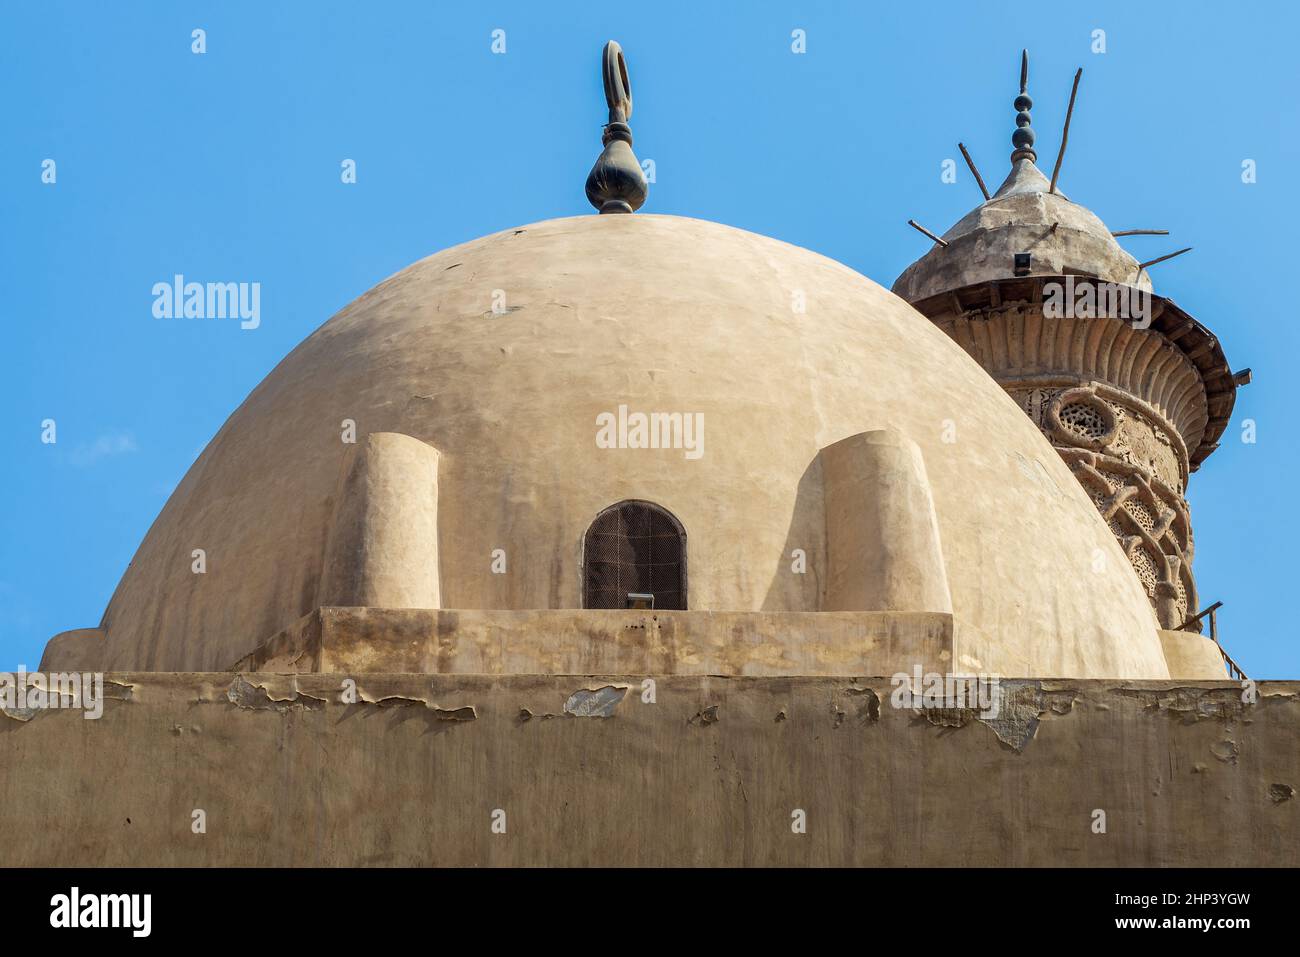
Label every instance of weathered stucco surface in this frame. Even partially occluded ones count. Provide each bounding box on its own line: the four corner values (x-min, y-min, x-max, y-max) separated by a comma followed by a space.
2, 674, 1294, 866
75, 213, 1165, 679
232, 607, 956, 676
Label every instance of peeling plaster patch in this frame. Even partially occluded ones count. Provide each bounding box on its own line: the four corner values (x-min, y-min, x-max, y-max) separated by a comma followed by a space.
0, 704, 38, 722
225, 676, 326, 712
844, 687, 881, 723
1117, 686, 1250, 723
518, 707, 563, 721
910, 682, 1066, 749
1211, 739, 1239, 764
978, 682, 1077, 751
3, 677, 136, 722
369, 696, 476, 721
343, 685, 477, 720
433, 706, 476, 721
775, 709, 787, 722
922, 708, 969, 730
914, 683, 1045, 748
1040, 690, 1079, 716
563, 686, 627, 718
1269, 784, 1295, 804
978, 712, 1037, 751
831, 686, 880, 729
689, 705, 720, 726
914, 681, 1079, 752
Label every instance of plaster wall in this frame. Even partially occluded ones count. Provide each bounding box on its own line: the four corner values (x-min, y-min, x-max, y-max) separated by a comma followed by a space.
2, 673, 1293, 866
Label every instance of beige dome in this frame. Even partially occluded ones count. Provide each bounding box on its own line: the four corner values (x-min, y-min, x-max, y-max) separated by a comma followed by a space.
78, 214, 1164, 676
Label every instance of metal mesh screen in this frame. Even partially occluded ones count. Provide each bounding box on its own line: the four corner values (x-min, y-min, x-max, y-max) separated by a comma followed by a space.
583, 500, 686, 609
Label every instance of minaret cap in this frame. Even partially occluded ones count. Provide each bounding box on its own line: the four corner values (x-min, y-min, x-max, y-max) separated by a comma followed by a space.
585, 41, 648, 214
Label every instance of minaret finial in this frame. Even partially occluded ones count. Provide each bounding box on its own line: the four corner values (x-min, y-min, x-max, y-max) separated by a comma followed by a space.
585, 41, 648, 214
1011, 49, 1037, 165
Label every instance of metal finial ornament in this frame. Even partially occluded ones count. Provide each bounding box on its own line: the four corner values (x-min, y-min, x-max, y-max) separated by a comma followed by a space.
1011, 49, 1037, 164
585, 41, 648, 214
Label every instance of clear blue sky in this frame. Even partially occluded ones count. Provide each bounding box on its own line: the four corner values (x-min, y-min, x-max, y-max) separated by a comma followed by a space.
2, 1, 1296, 676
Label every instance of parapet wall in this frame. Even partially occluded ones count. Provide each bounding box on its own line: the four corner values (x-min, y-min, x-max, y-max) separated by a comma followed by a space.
1, 673, 1295, 866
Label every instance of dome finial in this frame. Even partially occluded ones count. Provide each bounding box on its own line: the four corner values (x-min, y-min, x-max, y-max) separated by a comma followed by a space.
585, 41, 648, 214
1011, 49, 1037, 165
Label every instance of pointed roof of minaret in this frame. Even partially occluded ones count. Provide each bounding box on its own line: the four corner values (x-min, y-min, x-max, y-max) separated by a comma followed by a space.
991, 157, 1064, 201
892, 51, 1144, 303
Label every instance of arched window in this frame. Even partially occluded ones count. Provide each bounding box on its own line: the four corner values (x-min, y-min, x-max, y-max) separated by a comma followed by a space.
583, 500, 687, 610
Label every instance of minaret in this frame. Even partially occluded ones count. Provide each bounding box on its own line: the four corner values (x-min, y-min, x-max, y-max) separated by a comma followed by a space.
894, 52, 1248, 637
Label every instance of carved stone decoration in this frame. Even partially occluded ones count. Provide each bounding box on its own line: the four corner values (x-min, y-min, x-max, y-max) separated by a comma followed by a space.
1009, 382, 1197, 630
931, 304, 1211, 461
1047, 386, 1117, 452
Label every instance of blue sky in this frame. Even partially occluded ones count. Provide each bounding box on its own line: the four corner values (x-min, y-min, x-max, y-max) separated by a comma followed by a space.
2, 1, 1296, 676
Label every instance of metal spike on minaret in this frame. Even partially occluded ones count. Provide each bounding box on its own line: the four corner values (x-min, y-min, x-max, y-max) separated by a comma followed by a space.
1010, 49, 1037, 164
585, 41, 648, 214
